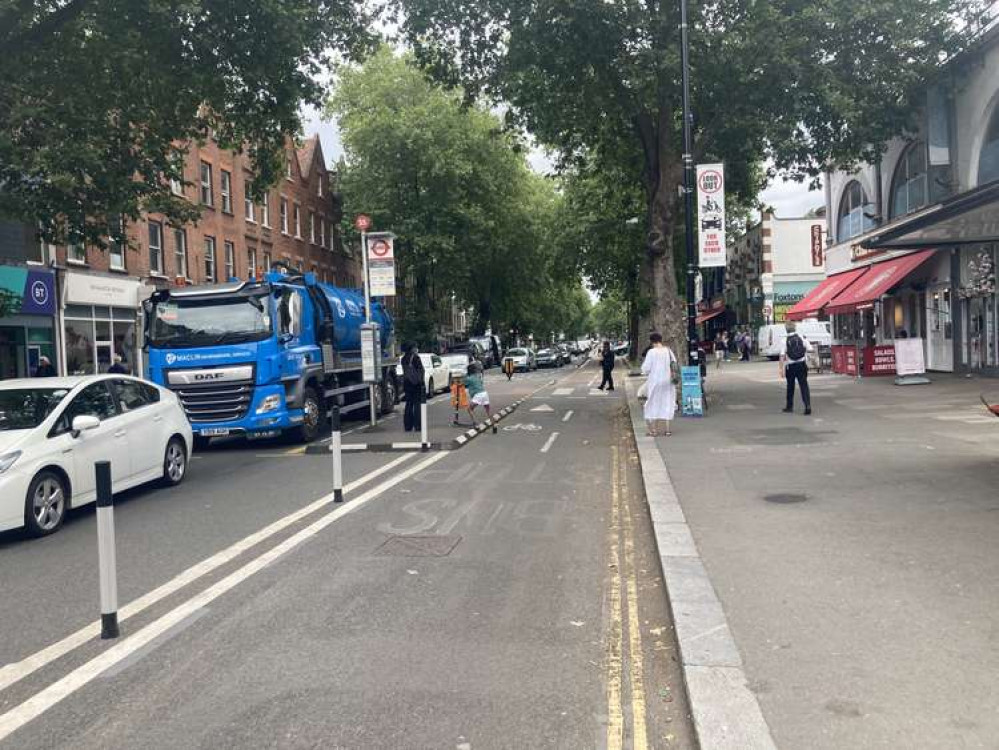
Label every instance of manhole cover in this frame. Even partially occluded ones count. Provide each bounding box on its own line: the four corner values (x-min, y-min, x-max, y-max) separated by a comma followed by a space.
374, 535, 462, 557
763, 493, 808, 504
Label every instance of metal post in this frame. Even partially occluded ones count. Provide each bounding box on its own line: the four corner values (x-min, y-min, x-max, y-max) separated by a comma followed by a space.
330, 405, 344, 503
95, 461, 119, 639
420, 383, 429, 451
680, 0, 698, 367
361, 230, 371, 323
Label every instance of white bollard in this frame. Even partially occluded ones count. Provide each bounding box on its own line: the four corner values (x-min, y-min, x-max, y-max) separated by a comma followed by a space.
420, 384, 429, 451
95, 461, 119, 639
331, 405, 344, 503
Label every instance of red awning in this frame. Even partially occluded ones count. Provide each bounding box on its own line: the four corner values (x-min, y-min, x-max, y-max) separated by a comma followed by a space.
695, 307, 726, 324
825, 250, 936, 315
785, 267, 870, 321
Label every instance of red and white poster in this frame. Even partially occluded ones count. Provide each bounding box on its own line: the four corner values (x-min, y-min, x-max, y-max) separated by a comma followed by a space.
696, 164, 726, 268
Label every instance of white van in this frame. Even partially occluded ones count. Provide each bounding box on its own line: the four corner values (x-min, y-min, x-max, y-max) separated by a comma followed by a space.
758, 321, 831, 359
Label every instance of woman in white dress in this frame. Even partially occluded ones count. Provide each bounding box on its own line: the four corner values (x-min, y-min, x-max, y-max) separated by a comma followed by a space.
641, 332, 678, 436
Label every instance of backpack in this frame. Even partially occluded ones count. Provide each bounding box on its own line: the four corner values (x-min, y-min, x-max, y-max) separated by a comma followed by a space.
785, 333, 806, 361
403, 354, 423, 386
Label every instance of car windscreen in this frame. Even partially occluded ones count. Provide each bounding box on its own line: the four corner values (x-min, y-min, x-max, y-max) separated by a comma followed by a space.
508, 348, 527, 356
0, 388, 70, 431
150, 294, 272, 348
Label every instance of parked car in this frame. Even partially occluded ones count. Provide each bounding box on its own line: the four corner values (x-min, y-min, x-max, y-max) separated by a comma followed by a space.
0, 375, 193, 537
394, 353, 451, 398
468, 336, 501, 368
536, 347, 564, 368
757, 321, 831, 360
441, 352, 476, 382
505, 347, 536, 371
556, 343, 572, 362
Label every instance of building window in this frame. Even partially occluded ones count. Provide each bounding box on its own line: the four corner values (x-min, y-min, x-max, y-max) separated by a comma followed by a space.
978, 108, 999, 186
224, 240, 235, 279
286, 156, 293, 180
280, 198, 289, 233
248, 247, 257, 277
220, 170, 233, 213
204, 236, 216, 282
244, 181, 255, 223
317, 174, 323, 197
67, 241, 86, 264
836, 181, 875, 242
294, 205, 301, 238
890, 142, 928, 218
200, 161, 213, 206
310, 211, 317, 243
174, 229, 188, 279
260, 193, 270, 227
109, 217, 126, 270
149, 221, 163, 274
264, 251, 272, 271
319, 218, 326, 248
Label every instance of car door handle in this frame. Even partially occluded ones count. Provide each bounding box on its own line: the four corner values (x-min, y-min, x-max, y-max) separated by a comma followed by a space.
114, 430, 127, 438
153, 415, 164, 422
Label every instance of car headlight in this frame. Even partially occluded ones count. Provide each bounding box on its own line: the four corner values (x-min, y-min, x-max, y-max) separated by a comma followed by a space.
255, 394, 282, 415
0, 450, 22, 474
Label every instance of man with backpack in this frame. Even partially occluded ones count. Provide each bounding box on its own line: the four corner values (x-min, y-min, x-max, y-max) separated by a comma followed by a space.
401, 342, 426, 432
780, 321, 813, 415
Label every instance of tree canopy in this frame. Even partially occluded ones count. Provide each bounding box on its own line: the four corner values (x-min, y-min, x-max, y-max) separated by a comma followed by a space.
0, 0, 371, 248
393, 0, 989, 349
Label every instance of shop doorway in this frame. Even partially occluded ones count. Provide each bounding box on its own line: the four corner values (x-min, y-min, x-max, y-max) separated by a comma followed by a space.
927, 285, 953, 371
0, 326, 25, 380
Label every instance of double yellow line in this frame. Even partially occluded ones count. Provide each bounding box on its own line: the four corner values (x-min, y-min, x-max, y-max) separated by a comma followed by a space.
607, 441, 649, 750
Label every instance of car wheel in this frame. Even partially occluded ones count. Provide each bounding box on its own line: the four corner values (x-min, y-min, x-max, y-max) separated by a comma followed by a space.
162, 437, 188, 486
428, 377, 435, 396
24, 470, 68, 537
292, 386, 322, 443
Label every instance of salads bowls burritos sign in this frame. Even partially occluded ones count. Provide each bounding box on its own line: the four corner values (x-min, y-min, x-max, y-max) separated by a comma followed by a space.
696, 164, 726, 268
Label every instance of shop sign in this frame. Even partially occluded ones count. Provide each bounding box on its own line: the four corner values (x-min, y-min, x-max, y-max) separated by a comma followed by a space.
696, 164, 726, 268
810, 225, 824, 267
0, 266, 56, 316
832, 344, 859, 375
894, 338, 926, 376
65, 271, 142, 308
850, 244, 886, 263
862, 344, 896, 377
681, 366, 704, 417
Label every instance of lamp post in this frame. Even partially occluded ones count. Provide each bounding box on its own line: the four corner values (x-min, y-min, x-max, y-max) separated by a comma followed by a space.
680, 0, 698, 366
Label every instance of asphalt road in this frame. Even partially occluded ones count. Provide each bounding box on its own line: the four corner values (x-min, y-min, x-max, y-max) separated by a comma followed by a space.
0, 360, 694, 749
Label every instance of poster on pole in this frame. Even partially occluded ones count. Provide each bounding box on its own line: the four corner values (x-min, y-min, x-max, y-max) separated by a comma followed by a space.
696, 164, 726, 268
368, 260, 397, 296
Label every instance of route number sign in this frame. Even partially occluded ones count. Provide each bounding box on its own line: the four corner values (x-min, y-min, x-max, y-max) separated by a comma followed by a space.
354, 214, 372, 232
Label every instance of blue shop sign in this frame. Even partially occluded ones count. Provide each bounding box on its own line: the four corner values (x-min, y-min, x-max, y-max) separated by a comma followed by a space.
0, 265, 56, 316
681, 366, 704, 417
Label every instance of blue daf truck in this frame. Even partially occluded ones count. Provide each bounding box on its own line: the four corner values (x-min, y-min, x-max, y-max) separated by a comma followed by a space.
142, 265, 398, 447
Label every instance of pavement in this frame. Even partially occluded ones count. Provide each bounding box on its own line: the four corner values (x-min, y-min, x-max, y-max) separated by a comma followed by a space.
631, 359, 999, 749
0, 359, 696, 749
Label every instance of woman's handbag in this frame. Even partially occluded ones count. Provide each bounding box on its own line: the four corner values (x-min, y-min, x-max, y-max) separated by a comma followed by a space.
668, 349, 681, 386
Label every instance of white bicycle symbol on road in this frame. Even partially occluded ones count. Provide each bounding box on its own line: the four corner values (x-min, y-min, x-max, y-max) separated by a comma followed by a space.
502, 423, 543, 432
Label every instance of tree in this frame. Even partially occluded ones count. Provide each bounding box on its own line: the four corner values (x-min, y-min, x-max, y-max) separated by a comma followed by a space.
591, 294, 628, 340
0, 0, 371, 248
329, 47, 572, 344
393, 0, 988, 351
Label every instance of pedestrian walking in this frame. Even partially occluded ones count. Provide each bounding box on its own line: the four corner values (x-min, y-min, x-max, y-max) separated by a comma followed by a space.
33, 356, 56, 377
740, 329, 752, 361
107, 355, 129, 374
401, 342, 425, 432
780, 321, 813, 415
598, 341, 616, 391
464, 360, 497, 433
641, 332, 678, 436
714, 331, 727, 369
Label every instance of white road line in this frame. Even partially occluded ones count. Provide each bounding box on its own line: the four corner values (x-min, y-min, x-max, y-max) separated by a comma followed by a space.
0, 453, 416, 695
0, 451, 446, 743
540, 432, 560, 453
562, 410, 574, 423
553, 388, 573, 396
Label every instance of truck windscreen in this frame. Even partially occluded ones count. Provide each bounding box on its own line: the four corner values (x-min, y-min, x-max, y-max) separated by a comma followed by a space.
150, 294, 272, 348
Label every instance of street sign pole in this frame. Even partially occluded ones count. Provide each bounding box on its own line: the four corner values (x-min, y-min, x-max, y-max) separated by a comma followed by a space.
355, 214, 375, 426
680, 0, 698, 367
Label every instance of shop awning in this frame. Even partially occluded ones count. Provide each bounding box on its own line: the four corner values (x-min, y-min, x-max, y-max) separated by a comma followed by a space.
825, 250, 936, 315
695, 307, 726, 324
860, 180, 999, 249
785, 267, 870, 321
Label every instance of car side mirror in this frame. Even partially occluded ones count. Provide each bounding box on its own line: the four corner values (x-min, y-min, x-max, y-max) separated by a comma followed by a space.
71, 415, 100, 438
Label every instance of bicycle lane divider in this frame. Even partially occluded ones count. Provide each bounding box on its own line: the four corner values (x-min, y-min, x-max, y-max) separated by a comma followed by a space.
0, 450, 447, 743
0, 453, 416, 696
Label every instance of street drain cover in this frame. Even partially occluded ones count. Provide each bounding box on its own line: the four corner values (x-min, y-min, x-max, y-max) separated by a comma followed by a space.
764, 493, 808, 504
374, 535, 462, 557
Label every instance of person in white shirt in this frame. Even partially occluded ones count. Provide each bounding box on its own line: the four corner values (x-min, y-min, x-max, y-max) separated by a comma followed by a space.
779, 321, 813, 415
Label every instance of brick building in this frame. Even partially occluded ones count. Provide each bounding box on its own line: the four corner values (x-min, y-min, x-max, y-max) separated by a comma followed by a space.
0, 134, 361, 379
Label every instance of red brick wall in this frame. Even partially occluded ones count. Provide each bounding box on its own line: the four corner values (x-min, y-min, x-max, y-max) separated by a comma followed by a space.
53, 137, 360, 289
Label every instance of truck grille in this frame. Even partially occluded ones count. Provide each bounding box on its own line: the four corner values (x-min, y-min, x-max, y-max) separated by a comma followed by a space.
166, 366, 255, 424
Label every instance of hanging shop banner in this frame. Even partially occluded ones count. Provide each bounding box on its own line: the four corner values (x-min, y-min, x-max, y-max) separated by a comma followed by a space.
368, 260, 397, 297
894, 338, 927, 377
681, 365, 704, 417
0, 265, 56, 316
696, 163, 726, 268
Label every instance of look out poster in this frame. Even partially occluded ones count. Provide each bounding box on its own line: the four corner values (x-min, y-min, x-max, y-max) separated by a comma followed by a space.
696, 164, 726, 268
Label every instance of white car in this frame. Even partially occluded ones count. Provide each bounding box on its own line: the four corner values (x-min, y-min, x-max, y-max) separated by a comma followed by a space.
394, 353, 451, 397
441, 352, 475, 381
0, 375, 193, 537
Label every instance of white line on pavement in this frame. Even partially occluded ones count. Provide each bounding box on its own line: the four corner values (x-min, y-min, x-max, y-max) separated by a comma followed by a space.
0, 453, 416, 696
0, 451, 446, 743
562, 410, 574, 423
553, 388, 573, 396
540, 432, 560, 453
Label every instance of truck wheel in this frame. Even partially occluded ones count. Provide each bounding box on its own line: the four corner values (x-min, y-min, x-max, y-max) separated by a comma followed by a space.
293, 386, 322, 443
379, 378, 397, 415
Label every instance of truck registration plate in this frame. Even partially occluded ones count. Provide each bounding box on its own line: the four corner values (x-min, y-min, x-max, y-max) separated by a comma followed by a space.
199, 428, 230, 437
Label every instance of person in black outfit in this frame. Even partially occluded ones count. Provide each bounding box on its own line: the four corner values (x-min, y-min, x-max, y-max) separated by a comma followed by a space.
107, 355, 129, 374
401, 343, 426, 432
33, 356, 56, 377
598, 341, 616, 391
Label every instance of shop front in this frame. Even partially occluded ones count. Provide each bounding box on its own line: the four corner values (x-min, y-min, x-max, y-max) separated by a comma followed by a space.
0, 264, 57, 380
60, 271, 152, 376
772, 281, 820, 324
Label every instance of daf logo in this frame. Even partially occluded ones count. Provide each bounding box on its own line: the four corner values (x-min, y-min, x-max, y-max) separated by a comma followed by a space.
165, 353, 177, 365
194, 372, 225, 381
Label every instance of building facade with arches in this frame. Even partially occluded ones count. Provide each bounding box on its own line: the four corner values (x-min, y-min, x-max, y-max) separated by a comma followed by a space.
811, 24, 999, 377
